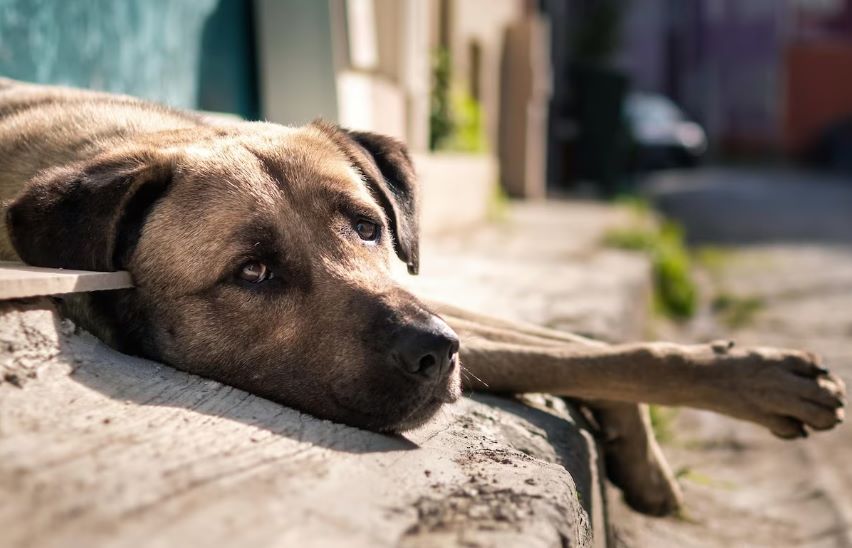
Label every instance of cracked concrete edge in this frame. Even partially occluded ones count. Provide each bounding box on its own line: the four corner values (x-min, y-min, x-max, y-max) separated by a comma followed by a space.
0, 299, 607, 548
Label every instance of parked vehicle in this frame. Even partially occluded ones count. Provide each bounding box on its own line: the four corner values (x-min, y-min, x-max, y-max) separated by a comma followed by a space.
625, 92, 707, 170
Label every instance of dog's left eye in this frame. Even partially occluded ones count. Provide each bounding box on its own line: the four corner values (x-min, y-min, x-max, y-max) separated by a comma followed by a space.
238, 261, 274, 283
354, 219, 380, 242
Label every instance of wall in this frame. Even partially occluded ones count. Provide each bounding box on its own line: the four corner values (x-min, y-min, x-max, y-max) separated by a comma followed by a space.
0, 0, 218, 109
785, 41, 852, 152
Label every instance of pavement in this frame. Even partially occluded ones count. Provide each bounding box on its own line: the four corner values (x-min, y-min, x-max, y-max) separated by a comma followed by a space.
609, 167, 852, 548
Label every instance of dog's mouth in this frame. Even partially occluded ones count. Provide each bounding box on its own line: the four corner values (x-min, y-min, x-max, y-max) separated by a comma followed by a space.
384, 367, 462, 433
327, 360, 462, 433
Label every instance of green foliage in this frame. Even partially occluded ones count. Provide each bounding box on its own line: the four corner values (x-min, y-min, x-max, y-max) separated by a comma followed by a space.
712, 293, 765, 328
444, 89, 488, 153
429, 48, 454, 151
604, 220, 698, 320
486, 183, 510, 223
693, 246, 732, 278
429, 48, 488, 153
648, 405, 678, 444
675, 467, 737, 491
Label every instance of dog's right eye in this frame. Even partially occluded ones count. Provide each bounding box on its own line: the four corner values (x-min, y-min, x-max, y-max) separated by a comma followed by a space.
238, 261, 274, 283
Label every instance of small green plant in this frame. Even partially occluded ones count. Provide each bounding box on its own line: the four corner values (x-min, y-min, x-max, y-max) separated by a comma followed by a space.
429, 48, 454, 151
693, 246, 732, 280
486, 183, 510, 223
604, 220, 697, 320
429, 48, 488, 153
676, 467, 737, 491
648, 405, 678, 444
712, 293, 765, 328
443, 89, 488, 153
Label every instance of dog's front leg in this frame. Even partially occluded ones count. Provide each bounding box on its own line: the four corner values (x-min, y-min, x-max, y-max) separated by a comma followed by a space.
454, 336, 845, 438
433, 302, 845, 515
432, 304, 683, 514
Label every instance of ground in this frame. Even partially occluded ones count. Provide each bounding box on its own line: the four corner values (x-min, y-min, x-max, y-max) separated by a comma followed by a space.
609, 168, 852, 547
411, 167, 852, 546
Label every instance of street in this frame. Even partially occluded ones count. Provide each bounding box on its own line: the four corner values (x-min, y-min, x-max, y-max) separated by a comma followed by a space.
610, 168, 852, 547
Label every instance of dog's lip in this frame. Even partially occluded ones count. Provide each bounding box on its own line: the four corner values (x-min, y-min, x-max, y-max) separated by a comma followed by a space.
433, 379, 461, 403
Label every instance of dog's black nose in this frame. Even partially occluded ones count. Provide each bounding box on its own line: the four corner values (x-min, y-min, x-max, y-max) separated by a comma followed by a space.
395, 316, 459, 379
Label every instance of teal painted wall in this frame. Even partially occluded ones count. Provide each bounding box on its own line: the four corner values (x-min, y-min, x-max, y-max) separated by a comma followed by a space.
0, 0, 259, 118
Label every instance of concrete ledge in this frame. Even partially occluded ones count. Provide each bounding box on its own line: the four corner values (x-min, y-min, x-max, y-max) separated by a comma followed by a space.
0, 299, 604, 547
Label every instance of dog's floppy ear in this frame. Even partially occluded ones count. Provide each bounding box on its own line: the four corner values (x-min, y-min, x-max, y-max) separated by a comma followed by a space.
314, 122, 420, 274
6, 150, 173, 271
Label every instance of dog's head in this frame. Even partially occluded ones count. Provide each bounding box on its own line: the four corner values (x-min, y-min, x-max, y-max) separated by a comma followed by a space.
6, 121, 461, 432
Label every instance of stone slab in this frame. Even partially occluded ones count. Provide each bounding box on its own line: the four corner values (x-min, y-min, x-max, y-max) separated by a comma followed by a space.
0, 300, 603, 548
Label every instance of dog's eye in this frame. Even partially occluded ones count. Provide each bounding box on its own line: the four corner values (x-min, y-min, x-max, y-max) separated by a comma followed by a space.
354, 219, 380, 242
238, 261, 273, 283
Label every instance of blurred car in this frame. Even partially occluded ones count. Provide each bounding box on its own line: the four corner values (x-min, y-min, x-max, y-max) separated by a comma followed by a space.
624, 92, 707, 170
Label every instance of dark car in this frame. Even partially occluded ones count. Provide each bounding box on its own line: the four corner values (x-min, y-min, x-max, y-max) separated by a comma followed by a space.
625, 92, 707, 170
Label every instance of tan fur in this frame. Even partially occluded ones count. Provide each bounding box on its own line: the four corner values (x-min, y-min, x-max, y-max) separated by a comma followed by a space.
0, 79, 845, 517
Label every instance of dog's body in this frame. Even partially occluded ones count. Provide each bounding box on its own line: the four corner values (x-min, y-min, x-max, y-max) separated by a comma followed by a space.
0, 79, 845, 516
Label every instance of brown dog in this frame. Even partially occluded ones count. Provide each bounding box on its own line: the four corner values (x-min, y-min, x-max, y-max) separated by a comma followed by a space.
0, 78, 845, 516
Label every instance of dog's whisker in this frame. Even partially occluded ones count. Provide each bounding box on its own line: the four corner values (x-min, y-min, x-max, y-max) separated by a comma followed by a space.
461, 366, 489, 388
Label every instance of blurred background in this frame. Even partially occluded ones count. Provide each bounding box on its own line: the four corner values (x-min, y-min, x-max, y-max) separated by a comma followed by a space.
3, 0, 851, 199
1, 0, 851, 545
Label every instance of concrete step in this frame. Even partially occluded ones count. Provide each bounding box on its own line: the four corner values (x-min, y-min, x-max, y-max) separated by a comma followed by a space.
0, 299, 603, 548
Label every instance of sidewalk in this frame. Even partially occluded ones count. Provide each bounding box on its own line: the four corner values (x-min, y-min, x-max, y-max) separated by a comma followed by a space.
610, 167, 852, 547
406, 200, 652, 343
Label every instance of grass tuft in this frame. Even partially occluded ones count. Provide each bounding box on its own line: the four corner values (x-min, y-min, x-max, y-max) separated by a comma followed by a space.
604, 220, 698, 320
648, 404, 678, 444
711, 293, 765, 328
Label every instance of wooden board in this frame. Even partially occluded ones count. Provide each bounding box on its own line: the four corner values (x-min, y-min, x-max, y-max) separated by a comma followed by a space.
0, 262, 133, 299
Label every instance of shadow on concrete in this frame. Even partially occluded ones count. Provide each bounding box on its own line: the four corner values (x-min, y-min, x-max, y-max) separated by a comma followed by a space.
47, 305, 419, 455
641, 168, 852, 245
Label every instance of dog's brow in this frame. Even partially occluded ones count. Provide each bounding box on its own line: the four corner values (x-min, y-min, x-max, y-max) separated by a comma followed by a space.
313, 184, 384, 220
243, 145, 288, 191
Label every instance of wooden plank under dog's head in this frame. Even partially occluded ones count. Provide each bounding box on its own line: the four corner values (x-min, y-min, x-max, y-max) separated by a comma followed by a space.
0, 262, 132, 300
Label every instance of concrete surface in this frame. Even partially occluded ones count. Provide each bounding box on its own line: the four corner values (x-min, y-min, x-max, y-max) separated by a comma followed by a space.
404, 200, 652, 343
415, 152, 499, 238
0, 300, 600, 548
0, 200, 652, 547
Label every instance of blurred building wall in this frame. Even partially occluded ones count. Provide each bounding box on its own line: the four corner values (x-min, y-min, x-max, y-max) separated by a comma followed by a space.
613, 0, 852, 157
0, 0, 259, 119
445, 0, 526, 150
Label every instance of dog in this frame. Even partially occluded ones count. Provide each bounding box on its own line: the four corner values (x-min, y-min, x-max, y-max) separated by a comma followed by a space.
0, 78, 845, 516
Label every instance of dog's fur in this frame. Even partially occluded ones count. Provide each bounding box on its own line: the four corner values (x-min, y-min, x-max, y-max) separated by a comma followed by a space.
0, 79, 846, 516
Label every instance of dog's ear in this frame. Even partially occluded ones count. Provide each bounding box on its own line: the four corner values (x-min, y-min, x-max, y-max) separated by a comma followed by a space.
6, 150, 173, 272
314, 122, 420, 274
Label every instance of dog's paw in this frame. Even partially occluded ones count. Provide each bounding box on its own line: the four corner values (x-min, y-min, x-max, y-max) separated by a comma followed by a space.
713, 346, 846, 438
